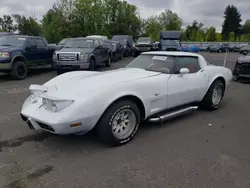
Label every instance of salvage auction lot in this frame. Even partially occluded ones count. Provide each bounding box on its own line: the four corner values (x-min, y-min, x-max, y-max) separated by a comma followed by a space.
1, 52, 250, 188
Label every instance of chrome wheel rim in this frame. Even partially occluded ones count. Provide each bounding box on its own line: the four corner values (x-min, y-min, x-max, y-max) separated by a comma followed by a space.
111, 109, 136, 139
212, 85, 223, 106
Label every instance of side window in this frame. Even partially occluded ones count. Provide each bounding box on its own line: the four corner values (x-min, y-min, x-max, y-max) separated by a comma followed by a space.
98, 40, 103, 46
35, 38, 46, 47
27, 38, 36, 46
173, 57, 200, 74
94, 39, 100, 47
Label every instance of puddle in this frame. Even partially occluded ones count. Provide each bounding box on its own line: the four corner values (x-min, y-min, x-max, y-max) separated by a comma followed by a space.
0, 133, 50, 150
5, 165, 54, 188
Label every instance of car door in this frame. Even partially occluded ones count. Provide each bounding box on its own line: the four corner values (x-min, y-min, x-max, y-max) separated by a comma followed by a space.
98, 39, 107, 62
167, 56, 208, 108
93, 39, 102, 64
24, 37, 38, 67
34, 38, 48, 65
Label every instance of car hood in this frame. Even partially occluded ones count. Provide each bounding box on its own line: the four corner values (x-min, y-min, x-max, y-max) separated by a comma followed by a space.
0, 46, 23, 52
42, 68, 161, 99
58, 48, 93, 53
237, 55, 250, 63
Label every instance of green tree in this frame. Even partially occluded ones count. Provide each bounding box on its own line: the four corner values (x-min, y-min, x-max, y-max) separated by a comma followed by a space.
206, 27, 216, 41
12, 14, 41, 36
145, 16, 163, 41
41, 0, 74, 42
221, 5, 242, 41
242, 19, 250, 34
158, 9, 182, 30
0, 15, 15, 32
185, 20, 204, 41
195, 30, 203, 41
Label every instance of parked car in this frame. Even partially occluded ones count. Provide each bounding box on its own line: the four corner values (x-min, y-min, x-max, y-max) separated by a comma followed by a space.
53, 37, 112, 74
104, 40, 124, 61
228, 43, 237, 52
151, 41, 160, 51
133, 37, 154, 56
56, 38, 72, 50
112, 35, 134, 57
209, 44, 226, 53
232, 43, 248, 52
197, 44, 208, 52
0, 35, 57, 79
0, 32, 16, 37
21, 51, 232, 146
232, 51, 250, 81
239, 45, 250, 54
181, 44, 200, 52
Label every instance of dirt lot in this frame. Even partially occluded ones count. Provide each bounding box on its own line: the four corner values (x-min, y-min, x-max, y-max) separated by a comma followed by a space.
0, 52, 250, 188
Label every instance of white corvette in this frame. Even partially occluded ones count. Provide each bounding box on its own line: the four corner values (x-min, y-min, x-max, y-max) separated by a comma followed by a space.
21, 51, 232, 146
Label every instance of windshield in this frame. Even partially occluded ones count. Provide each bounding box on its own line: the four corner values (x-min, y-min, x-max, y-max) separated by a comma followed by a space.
138, 37, 151, 43
161, 39, 180, 47
59, 38, 70, 45
0, 36, 26, 47
126, 54, 175, 73
112, 36, 127, 44
64, 39, 94, 48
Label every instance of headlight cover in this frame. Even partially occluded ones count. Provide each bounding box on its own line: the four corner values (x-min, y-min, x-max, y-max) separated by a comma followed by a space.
80, 54, 89, 61
42, 98, 74, 112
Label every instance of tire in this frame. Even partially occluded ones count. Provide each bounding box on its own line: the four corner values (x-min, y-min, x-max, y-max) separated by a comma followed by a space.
89, 58, 96, 71
200, 79, 225, 111
57, 70, 64, 75
120, 51, 124, 60
232, 63, 239, 81
11, 61, 28, 80
96, 100, 141, 146
105, 55, 111, 67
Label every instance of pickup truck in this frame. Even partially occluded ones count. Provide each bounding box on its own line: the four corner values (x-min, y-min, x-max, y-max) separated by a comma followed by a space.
53, 37, 112, 74
0, 35, 57, 79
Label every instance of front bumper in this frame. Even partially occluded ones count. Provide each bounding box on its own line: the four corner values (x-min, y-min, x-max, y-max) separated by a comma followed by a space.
0, 59, 12, 71
55, 61, 90, 70
234, 62, 250, 78
20, 98, 97, 135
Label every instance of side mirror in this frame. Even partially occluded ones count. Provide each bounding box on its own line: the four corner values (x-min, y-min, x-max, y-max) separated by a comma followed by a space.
179, 68, 190, 76
243, 51, 248, 55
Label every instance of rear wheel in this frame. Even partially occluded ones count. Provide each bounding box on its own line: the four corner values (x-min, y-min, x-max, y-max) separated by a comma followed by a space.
96, 100, 140, 146
200, 79, 225, 110
11, 61, 28, 80
105, 55, 111, 67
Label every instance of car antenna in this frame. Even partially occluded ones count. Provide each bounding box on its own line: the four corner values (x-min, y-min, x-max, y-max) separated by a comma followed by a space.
223, 48, 228, 67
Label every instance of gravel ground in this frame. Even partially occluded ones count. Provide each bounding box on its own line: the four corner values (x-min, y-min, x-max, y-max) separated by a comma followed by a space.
0, 52, 250, 188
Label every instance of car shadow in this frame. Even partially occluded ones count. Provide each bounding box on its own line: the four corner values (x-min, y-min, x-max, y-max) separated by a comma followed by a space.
0, 67, 54, 82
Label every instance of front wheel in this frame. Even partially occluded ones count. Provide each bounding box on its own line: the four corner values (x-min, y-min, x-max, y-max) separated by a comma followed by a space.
200, 79, 225, 111
96, 100, 141, 146
11, 61, 28, 80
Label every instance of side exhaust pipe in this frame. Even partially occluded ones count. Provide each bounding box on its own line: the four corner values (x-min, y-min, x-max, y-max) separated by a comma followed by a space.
149, 106, 198, 123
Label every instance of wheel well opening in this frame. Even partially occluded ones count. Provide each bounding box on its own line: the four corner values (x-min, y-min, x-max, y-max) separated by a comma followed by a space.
216, 76, 226, 87
112, 95, 146, 120
13, 56, 25, 63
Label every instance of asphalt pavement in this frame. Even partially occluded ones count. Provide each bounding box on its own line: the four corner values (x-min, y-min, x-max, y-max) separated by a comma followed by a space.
1, 52, 250, 188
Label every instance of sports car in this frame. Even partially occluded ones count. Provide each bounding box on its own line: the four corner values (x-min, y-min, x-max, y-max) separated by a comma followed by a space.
20, 51, 233, 146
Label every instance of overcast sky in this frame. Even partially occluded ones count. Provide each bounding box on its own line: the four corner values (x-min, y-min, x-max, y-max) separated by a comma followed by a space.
0, 0, 249, 32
